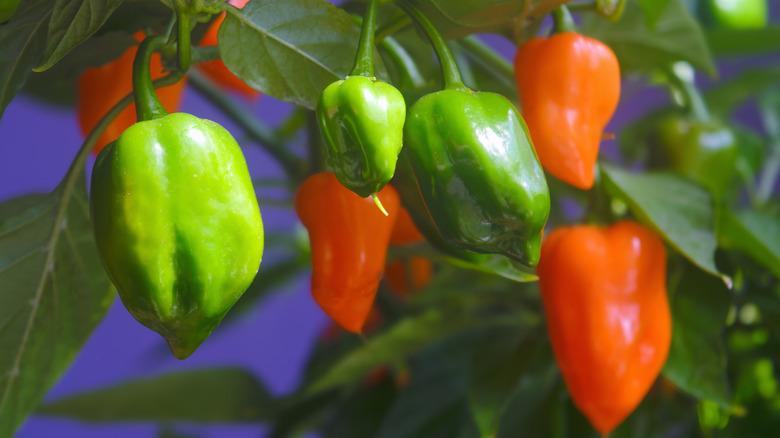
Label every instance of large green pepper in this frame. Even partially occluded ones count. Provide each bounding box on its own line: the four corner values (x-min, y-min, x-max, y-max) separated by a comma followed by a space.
656, 114, 737, 199
399, 0, 549, 267
90, 36, 263, 359
316, 0, 405, 199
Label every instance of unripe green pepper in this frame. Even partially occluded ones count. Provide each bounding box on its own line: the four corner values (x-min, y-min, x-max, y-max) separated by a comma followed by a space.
316, 0, 405, 198
90, 36, 263, 359
398, 0, 549, 267
703, 0, 768, 29
317, 75, 405, 197
656, 114, 738, 198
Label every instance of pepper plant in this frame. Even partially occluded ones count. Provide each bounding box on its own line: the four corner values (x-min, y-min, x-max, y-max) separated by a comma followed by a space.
0, 0, 779, 437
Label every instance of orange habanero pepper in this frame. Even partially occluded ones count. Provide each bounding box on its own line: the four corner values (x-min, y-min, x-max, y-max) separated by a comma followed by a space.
536, 221, 671, 435
197, 0, 259, 98
514, 32, 620, 189
385, 206, 433, 297
295, 172, 400, 333
77, 31, 186, 155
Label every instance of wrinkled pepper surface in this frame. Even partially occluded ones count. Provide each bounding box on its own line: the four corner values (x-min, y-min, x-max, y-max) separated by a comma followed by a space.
399, 0, 549, 267
514, 31, 620, 189
296, 172, 400, 332
198, 0, 259, 98
317, 0, 406, 198
656, 113, 737, 198
536, 221, 672, 435
90, 36, 263, 360
78, 31, 186, 155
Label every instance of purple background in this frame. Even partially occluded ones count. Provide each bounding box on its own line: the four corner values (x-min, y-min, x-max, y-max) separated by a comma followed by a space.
1, 10, 778, 438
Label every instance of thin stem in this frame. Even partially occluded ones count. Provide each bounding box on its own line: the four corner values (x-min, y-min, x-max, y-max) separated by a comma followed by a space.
552, 5, 578, 33
375, 12, 411, 43
188, 70, 304, 178
667, 62, 711, 123
351, 0, 379, 77
173, 0, 192, 72
396, 0, 465, 91
380, 35, 427, 89
756, 139, 780, 204
133, 36, 170, 121
372, 194, 388, 216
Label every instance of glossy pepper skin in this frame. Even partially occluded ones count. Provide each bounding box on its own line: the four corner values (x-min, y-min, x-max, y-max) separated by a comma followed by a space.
514, 32, 620, 189
385, 206, 433, 297
78, 31, 186, 155
656, 114, 738, 198
198, 0, 259, 98
537, 221, 672, 435
705, 0, 767, 29
91, 113, 264, 360
404, 90, 550, 266
296, 172, 400, 332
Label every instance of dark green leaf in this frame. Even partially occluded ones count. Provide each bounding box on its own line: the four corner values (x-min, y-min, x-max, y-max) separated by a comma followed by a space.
321, 378, 397, 438
0, 0, 51, 119
307, 310, 476, 393
0, 174, 114, 438
601, 164, 720, 276
663, 262, 733, 408
704, 66, 780, 117
267, 390, 337, 438
219, 0, 385, 109
719, 209, 780, 278
409, 0, 527, 40
38, 368, 275, 422
372, 330, 483, 438
35, 0, 124, 71
706, 26, 780, 57
583, 0, 716, 75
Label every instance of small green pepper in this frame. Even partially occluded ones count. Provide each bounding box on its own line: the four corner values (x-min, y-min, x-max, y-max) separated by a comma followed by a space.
316, 0, 405, 198
656, 114, 738, 199
399, 0, 549, 267
90, 36, 263, 359
704, 0, 768, 29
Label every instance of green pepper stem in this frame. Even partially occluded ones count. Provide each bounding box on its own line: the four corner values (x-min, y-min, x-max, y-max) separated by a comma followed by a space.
667, 62, 711, 123
458, 36, 515, 88
133, 35, 170, 122
173, 0, 192, 72
552, 5, 578, 33
397, 0, 466, 91
372, 193, 389, 216
350, 0, 379, 77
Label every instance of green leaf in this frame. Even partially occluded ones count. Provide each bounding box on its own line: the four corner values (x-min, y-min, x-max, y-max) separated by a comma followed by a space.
38, 368, 275, 422
704, 66, 780, 117
321, 377, 398, 438
601, 163, 720, 276
583, 0, 716, 76
409, 0, 527, 40
0, 0, 51, 119
663, 263, 733, 409
372, 330, 483, 438
636, 0, 673, 28
706, 26, 780, 57
719, 209, 780, 278
0, 174, 114, 438
34, 0, 124, 71
219, 0, 384, 109
307, 310, 475, 394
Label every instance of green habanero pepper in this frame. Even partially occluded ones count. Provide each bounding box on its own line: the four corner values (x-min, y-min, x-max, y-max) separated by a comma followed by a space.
398, 0, 549, 267
90, 36, 264, 360
702, 0, 768, 29
656, 114, 738, 199
317, 0, 406, 200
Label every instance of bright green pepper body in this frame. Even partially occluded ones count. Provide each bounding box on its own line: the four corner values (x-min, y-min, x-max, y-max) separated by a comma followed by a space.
404, 89, 550, 267
90, 112, 264, 360
317, 75, 406, 197
657, 115, 738, 198
704, 0, 767, 29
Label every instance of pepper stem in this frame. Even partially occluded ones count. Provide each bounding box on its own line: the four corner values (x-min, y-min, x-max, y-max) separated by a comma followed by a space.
552, 5, 578, 34
133, 35, 170, 122
667, 62, 710, 122
350, 0, 379, 77
397, 0, 466, 91
172, 0, 192, 72
372, 193, 389, 216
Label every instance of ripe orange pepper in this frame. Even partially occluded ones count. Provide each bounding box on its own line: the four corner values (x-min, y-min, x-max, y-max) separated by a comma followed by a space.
197, 0, 259, 98
514, 32, 620, 189
77, 31, 186, 155
385, 206, 433, 297
295, 172, 400, 333
536, 221, 671, 435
